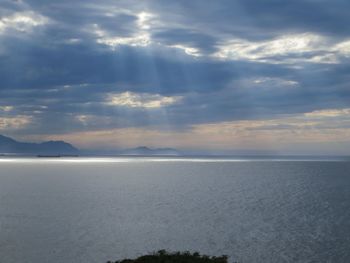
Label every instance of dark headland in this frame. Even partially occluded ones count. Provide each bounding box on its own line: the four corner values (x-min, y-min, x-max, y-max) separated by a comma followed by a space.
0, 134, 78, 156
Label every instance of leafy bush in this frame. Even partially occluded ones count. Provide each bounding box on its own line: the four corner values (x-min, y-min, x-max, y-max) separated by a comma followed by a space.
107, 250, 231, 263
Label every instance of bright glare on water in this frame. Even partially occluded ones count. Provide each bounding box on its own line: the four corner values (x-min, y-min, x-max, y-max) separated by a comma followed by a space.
0, 158, 350, 262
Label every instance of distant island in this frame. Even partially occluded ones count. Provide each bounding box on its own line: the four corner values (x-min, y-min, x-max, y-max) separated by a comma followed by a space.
0, 134, 180, 156
0, 134, 288, 157
120, 146, 179, 156
0, 134, 79, 155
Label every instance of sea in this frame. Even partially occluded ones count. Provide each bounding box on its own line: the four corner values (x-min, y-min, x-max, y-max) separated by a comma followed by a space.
0, 156, 349, 263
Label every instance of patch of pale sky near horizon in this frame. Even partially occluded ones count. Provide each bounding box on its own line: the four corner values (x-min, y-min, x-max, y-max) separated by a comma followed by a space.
17, 108, 350, 154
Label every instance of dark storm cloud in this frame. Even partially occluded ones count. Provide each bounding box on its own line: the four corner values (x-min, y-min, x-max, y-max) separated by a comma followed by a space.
1, 0, 350, 136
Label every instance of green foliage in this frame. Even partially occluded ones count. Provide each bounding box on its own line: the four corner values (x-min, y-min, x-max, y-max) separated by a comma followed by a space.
107, 250, 231, 263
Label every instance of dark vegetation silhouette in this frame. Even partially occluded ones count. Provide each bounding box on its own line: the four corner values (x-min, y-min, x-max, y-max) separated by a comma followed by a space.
107, 250, 233, 263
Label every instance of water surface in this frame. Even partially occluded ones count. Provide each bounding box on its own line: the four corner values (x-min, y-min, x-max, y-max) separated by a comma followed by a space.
0, 157, 349, 262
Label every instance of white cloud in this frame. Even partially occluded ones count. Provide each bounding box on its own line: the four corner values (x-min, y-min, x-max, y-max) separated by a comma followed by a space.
169, 44, 202, 57
0, 11, 48, 34
107, 91, 182, 109
75, 115, 90, 125
75, 114, 115, 126
0, 106, 14, 112
304, 108, 350, 118
91, 12, 202, 57
91, 22, 151, 49
0, 116, 31, 130
334, 40, 350, 58
97, 33, 151, 48
213, 33, 329, 63
251, 77, 298, 87
137, 11, 154, 30
91, 11, 155, 50
212, 32, 350, 64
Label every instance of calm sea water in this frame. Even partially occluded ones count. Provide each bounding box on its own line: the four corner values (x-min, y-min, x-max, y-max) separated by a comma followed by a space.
0, 157, 350, 263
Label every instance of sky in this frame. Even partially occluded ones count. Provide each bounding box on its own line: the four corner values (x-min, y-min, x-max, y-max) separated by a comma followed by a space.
0, 0, 350, 154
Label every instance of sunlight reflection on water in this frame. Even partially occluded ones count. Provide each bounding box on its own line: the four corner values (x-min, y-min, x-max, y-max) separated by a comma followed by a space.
0, 156, 347, 163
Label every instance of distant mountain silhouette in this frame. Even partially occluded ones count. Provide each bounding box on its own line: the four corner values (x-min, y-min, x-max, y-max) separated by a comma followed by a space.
0, 134, 79, 155
121, 146, 179, 156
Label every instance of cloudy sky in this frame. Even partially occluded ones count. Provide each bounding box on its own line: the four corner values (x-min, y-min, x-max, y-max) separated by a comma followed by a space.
1, 0, 350, 154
